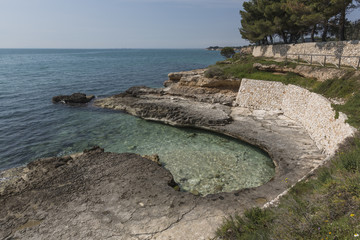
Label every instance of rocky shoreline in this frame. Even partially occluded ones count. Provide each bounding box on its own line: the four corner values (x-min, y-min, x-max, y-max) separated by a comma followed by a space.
1, 68, 353, 239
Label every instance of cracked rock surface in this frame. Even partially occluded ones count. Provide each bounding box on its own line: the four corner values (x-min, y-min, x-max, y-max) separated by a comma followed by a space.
1, 148, 199, 240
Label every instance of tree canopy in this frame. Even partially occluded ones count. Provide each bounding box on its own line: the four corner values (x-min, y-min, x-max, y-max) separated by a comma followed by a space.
240, 0, 360, 44
220, 47, 236, 59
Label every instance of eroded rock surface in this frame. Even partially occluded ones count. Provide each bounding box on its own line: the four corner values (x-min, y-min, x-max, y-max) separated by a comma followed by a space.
164, 69, 240, 106
95, 86, 232, 127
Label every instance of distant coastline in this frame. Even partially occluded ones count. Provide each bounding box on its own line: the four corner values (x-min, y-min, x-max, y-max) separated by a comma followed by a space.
206, 46, 244, 51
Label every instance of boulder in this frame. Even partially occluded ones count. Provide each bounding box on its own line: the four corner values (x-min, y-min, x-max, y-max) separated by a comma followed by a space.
52, 93, 95, 104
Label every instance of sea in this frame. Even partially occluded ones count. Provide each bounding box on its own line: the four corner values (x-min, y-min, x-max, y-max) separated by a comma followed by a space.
0, 49, 274, 195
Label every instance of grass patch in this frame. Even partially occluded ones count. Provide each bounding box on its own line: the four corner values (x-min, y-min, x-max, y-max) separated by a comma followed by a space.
216, 208, 273, 240
333, 93, 360, 128
314, 73, 359, 99
206, 55, 320, 90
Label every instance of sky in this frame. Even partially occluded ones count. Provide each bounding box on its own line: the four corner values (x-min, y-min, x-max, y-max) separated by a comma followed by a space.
0, 0, 247, 48
0, 0, 359, 49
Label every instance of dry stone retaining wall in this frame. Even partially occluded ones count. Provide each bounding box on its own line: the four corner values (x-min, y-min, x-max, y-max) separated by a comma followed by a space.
236, 78, 356, 155
252, 41, 360, 68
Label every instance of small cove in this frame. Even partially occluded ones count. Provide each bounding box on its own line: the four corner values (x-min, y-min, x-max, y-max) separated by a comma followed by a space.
0, 49, 275, 196
34, 105, 275, 196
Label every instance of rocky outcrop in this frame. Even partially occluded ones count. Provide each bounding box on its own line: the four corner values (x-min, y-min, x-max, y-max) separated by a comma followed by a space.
239, 46, 254, 55
95, 86, 232, 127
253, 63, 349, 82
164, 69, 240, 106
52, 93, 95, 104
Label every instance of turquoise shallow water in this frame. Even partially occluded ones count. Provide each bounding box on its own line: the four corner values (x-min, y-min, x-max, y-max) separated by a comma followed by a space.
0, 49, 274, 195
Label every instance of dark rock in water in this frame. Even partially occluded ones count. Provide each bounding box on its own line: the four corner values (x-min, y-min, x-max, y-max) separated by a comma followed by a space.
142, 154, 161, 166
83, 146, 104, 154
187, 133, 197, 138
52, 93, 95, 104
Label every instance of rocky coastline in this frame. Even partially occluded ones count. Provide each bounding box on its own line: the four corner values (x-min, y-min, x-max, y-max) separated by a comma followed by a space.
1, 68, 355, 239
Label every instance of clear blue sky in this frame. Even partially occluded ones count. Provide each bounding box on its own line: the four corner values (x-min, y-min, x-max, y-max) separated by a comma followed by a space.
0, 0, 359, 49
0, 0, 247, 48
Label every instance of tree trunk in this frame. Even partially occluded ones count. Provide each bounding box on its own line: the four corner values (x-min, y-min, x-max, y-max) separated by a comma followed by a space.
282, 32, 288, 44
290, 34, 295, 44
322, 20, 329, 42
269, 35, 273, 44
339, 6, 346, 40
311, 25, 317, 42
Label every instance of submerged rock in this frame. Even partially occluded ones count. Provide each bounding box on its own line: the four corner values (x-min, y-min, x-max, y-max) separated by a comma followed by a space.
142, 154, 161, 166
52, 93, 95, 104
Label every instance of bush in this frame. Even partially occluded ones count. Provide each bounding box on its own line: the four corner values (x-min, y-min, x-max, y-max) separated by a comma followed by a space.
204, 66, 225, 78
339, 148, 360, 173
221, 47, 236, 59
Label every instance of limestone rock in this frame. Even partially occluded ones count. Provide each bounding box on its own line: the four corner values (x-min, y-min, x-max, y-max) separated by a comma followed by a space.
164, 69, 240, 106
94, 87, 232, 127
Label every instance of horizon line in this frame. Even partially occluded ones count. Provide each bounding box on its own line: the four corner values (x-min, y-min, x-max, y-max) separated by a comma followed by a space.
0, 47, 213, 50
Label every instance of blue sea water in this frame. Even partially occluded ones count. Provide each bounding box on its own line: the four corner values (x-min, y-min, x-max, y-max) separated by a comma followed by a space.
0, 49, 274, 195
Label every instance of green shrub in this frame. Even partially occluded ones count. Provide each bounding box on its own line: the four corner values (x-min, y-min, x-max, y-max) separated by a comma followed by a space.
204, 66, 226, 78
244, 207, 272, 227
339, 149, 360, 173
317, 168, 333, 184
221, 47, 236, 59
216, 208, 273, 240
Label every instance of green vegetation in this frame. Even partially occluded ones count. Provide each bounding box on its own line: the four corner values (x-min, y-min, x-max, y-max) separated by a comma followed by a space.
205, 55, 320, 89
220, 47, 236, 59
346, 20, 360, 40
240, 0, 360, 44
214, 56, 360, 239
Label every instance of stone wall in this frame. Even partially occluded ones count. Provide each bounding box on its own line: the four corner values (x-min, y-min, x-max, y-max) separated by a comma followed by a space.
235, 79, 356, 155
252, 41, 360, 68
